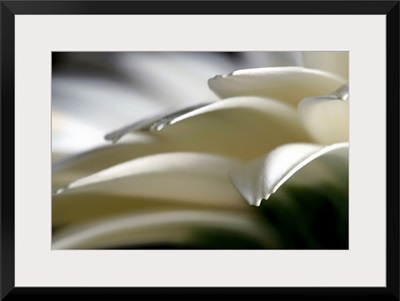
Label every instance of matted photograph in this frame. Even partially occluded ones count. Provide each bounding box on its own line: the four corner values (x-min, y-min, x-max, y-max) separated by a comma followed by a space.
4, 1, 398, 299
51, 51, 349, 250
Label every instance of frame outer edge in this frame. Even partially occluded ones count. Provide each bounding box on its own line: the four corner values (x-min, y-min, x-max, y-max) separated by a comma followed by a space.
1, 1, 16, 300
386, 2, 400, 299
1, 1, 399, 300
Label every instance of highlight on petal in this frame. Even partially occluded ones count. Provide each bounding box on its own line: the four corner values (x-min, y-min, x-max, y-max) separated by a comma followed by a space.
58, 152, 240, 191
105, 102, 213, 143
52, 139, 175, 189
208, 67, 346, 106
52, 210, 278, 249
53, 152, 249, 227
302, 51, 349, 80
229, 142, 349, 206
105, 96, 313, 161
298, 83, 349, 145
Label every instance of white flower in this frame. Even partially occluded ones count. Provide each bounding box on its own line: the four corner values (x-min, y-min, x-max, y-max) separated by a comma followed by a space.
52, 52, 349, 249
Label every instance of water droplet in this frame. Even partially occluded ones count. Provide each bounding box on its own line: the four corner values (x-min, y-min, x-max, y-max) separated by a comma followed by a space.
54, 187, 65, 195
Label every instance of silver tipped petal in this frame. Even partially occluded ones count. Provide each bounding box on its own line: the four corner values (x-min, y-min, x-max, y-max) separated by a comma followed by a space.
300, 82, 348, 103
104, 102, 213, 143
208, 67, 346, 106
229, 142, 349, 206
52, 152, 251, 228
105, 96, 312, 151
332, 82, 349, 101
298, 83, 349, 144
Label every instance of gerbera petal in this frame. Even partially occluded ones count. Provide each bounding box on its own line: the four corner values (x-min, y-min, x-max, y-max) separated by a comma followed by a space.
58, 152, 240, 191
229, 142, 348, 206
105, 96, 313, 159
55, 96, 312, 187
53, 153, 249, 227
52, 210, 277, 249
52, 139, 174, 189
104, 102, 213, 142
298, 83, 349, 144
302, 51, 349, 80
208, 67, 345, 106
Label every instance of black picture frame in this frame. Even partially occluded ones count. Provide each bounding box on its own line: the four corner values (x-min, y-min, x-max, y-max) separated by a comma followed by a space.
1, 1, 399, 300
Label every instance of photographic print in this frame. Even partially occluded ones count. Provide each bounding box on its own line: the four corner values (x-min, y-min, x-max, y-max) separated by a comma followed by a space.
51, 51, 349, 250
3, 1, 397, 299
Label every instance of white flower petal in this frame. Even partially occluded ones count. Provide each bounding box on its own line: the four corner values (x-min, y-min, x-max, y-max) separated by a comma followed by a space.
54, 95, 312, 187
105, 96, 313, 159
60, 152, 240, 191
52, 210, 276, 249
208, 67, 345, 106
52, 140, 175, 189
298, 84, 349, 144
53, 153, 249, 227
302, 52, 349, 80
229, 142, 349, 206
104, 102, 213, 142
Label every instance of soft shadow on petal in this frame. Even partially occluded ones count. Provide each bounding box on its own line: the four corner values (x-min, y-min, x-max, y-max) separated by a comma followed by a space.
229, 142, 349, 206
58, 152, 241, 191
105, 96, 313, 159
52, 140, 176, 189
256, 146, 349, 249
302, 52, 349, 80
298, 84, 349, 145
208, 67, 345, 106
53, 153, 249, 228
54, 95, 312, 189
105, 96, 305, 141
52, 210, 278, 249
104, 102, 213, 142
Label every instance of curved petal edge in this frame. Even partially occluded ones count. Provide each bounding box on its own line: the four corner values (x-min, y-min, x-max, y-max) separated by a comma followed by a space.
208, 67, 346, 106
229, 142, 349, 206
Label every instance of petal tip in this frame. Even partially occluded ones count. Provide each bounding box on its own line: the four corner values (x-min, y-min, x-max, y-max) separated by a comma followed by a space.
251, 198, 265, 207
104, 132, 121, 144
